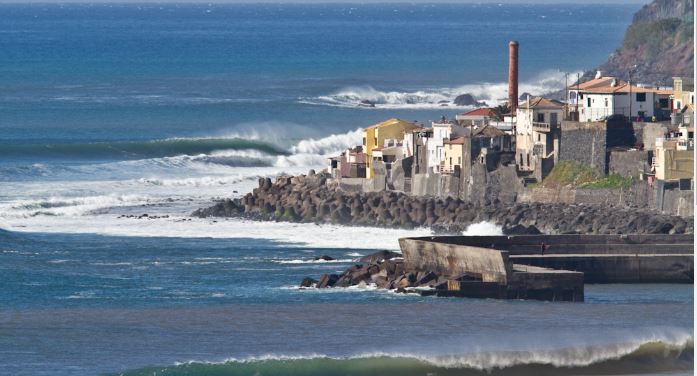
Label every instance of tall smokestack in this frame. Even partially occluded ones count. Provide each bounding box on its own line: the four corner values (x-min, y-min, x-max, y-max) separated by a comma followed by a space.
508, 40, 519, 114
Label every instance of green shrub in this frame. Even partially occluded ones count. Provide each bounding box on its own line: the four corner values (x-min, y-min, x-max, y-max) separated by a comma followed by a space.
539, 161, 636, 189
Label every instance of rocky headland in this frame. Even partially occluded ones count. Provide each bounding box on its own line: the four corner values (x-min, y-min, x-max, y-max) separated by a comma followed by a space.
192, 172, 693, 235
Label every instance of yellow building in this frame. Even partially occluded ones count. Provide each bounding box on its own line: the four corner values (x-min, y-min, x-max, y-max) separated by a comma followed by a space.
441, 137, 466, 174
362, 118, 419, 178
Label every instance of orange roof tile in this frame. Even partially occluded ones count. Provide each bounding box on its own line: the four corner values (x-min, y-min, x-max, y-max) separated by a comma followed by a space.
569, 76, 627, 91
459, 107, 497, 117
518, 96, 564, 109
444, 136, 466, 145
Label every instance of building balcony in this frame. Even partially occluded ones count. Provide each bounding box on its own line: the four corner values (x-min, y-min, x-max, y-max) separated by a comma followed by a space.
532, 122, 551, 132
436, 165, 458, 174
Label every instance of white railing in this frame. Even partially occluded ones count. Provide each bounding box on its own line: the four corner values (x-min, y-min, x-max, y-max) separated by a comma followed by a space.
437, 165, 456, 174
532, 122, 550, 132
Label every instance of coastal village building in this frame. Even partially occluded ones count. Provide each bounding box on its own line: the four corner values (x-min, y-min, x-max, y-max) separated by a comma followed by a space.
568, 73, 673, 122
455, 107, 500, 127
515, 96, 563, 175
670, 77, 694, 126
427, 117, 468, 174
371, 139, 405, 180
328, 147, 367, 179
441, 136, 466, 175
653, 124, 694, 182
472, 123, 513, 170
362, 118, 419, 178
671, 77, 694, 112
406, 127, 433, 175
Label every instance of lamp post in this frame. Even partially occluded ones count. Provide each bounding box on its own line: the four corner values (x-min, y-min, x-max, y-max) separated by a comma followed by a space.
628, 65, 637, 122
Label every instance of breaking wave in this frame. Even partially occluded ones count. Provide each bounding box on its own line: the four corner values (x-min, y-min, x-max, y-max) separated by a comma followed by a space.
300, 70, 578, 109
0, 194, 154, 218
115, 337, 693, 376
0, 137, 289, 160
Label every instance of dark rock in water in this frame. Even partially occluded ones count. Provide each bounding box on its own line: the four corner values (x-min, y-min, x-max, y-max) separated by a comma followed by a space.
359, 250, 401, 264
504, 224, 542, 235
359, 100, 376, 107
313, 255, 335, 261
437, 100, 449, 104
299, 277, 318, 288
453, 93, 485, 106
316, 273, 339, 288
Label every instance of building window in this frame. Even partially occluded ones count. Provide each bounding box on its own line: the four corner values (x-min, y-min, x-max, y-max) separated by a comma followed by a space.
374, 137, 377, 146
659, 98, 669, 108
527, 154, 530, 166
636, 93, 646, 102
449, 157, 452, 165
363, 137, 366, 146
537, 134, 541, 142
604, 98, 608, 107
458, 156, 461, 165
536, 113, 545, 122
587, 98, 591, 107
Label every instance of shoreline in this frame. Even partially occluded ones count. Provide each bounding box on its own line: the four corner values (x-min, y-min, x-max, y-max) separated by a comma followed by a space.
192, 172, 694, 236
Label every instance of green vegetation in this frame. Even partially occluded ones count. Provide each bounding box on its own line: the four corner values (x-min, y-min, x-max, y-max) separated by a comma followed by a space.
538, 161, 636, 189
581, 174, 636, 189
623, 18, 689, 59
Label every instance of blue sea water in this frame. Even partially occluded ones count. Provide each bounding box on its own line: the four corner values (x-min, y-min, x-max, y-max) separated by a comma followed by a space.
0, 3, 693, 375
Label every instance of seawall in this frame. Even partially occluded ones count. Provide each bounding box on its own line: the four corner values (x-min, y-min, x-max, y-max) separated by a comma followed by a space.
399, 234, 693, 283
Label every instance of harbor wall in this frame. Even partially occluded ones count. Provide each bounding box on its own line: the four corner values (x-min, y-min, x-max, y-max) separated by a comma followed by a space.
399, 234, 694, 283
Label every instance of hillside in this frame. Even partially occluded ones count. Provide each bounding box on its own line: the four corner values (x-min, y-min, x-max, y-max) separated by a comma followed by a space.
584, 0, 693, 86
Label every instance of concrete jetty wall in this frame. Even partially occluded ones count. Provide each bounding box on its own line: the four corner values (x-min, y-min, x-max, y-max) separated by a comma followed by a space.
398, 238, 510, 283
399, 234, 693, 283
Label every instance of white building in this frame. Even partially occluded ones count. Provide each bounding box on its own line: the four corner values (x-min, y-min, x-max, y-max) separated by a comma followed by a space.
568, 74, 672, 122
515, 96, 563, 172
427, 118, 468, 174
455, 107, 499, 127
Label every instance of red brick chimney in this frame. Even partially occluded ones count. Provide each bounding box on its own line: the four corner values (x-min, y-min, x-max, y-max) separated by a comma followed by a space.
508, 40, 519, 114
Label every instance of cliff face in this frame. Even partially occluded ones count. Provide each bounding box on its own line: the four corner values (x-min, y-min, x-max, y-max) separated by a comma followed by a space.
586, 0, 693, 86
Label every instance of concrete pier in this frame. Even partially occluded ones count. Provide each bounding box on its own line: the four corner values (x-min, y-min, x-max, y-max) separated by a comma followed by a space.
399, 234, 694, 284
398, 237, 585, 302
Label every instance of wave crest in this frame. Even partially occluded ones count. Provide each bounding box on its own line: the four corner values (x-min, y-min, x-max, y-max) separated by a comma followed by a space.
116, 337, 693, 376
300, 70, 578, 109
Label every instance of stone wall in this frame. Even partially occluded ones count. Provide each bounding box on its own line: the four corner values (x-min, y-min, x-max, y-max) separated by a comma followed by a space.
640, 122, 669, 150
608, 150, 651, 177
388, 157, 412, 192
518, 181, 653, 209
661, 188, 694, 217
464, 164, 522, 206
559, 121, 607, 175
411, 173, 461, 198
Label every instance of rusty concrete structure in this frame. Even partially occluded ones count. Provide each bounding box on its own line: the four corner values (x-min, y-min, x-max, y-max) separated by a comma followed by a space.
508, 40, 519, 113
399, 234, 694, 285
399, 236, 585, 302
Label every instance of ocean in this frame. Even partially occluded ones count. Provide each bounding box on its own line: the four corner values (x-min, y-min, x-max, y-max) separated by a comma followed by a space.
0, 2, 692, 375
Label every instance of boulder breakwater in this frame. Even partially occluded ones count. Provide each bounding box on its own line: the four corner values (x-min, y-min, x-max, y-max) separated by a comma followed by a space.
192, 172, 693, 235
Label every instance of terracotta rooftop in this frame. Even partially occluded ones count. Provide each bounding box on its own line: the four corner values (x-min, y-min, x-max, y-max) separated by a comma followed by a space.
584, 83, 661, 94
472, 123, 506, 138
459, 107, 498, 117
569, 76, 627, 91
518, 96, 564, 109
444, 136, 466, 145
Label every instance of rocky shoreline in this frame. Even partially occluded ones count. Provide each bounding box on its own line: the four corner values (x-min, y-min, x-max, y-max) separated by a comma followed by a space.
192, 172, 693, 235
